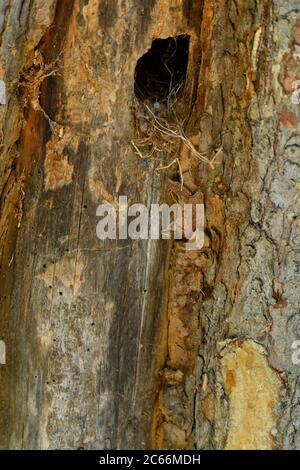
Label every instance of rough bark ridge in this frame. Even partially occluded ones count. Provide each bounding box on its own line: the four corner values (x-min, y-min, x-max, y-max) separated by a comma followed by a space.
0, 0, 300, 450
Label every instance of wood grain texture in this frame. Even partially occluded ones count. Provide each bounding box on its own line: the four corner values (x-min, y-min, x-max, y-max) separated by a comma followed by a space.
0, 0, 300, 450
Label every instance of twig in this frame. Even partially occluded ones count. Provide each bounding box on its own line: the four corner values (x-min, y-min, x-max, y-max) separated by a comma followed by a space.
132, 84, 223, 181
131, 140, 155, 159
157, 157, 183, 189
209, 146, 223, 167
142, 103, 212, 166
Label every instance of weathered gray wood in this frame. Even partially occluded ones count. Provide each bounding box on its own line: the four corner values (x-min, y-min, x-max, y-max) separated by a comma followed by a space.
0, 0, 300, 451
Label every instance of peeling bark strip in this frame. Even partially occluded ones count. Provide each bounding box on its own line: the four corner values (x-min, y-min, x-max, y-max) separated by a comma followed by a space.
0, 0, 299, 451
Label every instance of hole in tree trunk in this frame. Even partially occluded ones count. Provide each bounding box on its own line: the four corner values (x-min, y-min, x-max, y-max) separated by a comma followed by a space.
134, 35, 190, 103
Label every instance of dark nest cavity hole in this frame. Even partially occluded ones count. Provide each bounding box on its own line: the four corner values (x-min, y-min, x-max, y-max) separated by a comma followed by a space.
134, 35, 190, 104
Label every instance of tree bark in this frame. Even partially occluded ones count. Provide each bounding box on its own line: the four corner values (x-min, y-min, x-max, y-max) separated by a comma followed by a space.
0, 0, 300, 450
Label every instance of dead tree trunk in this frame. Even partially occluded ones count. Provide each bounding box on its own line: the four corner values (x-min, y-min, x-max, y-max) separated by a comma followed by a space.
0, 0, 300, 450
